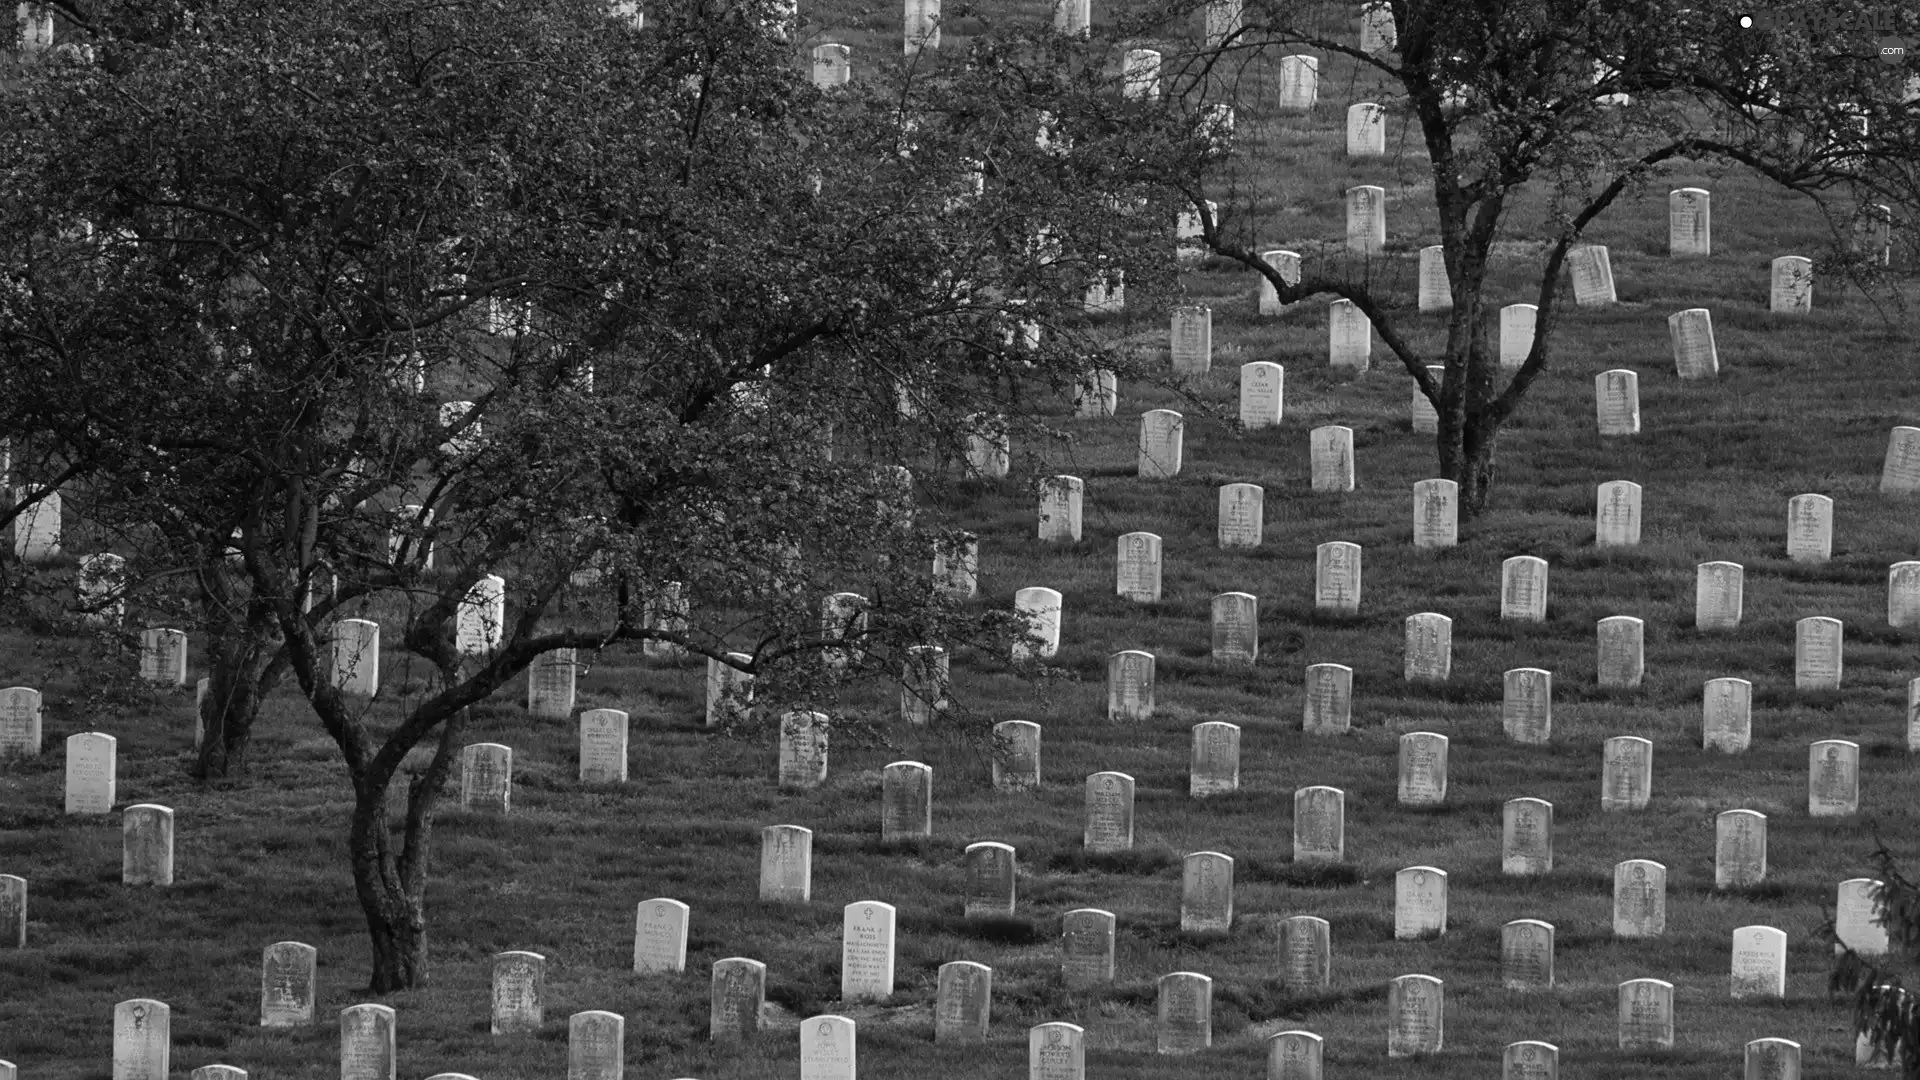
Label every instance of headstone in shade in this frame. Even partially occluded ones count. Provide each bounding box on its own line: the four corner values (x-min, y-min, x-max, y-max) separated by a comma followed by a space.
1169, 306, 1213, 375
1501, 919, 1554, 990
1613, 859, 1667, 937
933, 534, 979, 599
1394, 866, 1448, 938
1189, 722, 1241, 796
1837, 879, 1890, 956
1412, 478, 1457, 548
1668, 307, 1718, 380
1346, 185, 1385, 254
1730, 924, 1788, 999
1210, 592, 1258, 664
1695, 562, 1744, 630
491, 950, 546, 1034
1060, 909, 1116, 988
1268, 1030, 1324, 1080
1029, 1022, 1085, 1080
1072, 370, 1117, 418
759, 824, 813, 903
1882, 427, 1920, 493
1596, 616, 1644, 688
114, 998, 170, 1080
1293, 786, 1345, 862
1417, 246, 1451, 312
1809, 739, 1860, 816
1180, 851, 1234, 932
1715, 809, 1767, 888
1121, 47, 1161, 100
1315, 541, 1361, 614
1771, 256, 1813, 313
1346, 101, 1385, 156
11, 489, 60, 562
1396, 732, 1448, 806
1083, 772, 1134, 852
1217, 483, 1264, 548
1746, 1038, 1802, 1080
1786, 493, 1833, 562
900, 645, 950, 725
1138, 410, 1184, 478
457, 574, 508, 656
820, 592, 869, 672
0, 686, 40, 759
339, 1003, 395, 1080
1328, 301, 1371, 371
841, 901, 898, 1002
578, 708, 629, 783
569, 1011, 624, 1080
1012, 586, 1062, 662
122, 804, 175, 886
1594, 480, 1641, 546
1387, 974, 1444, 1056
1617, 979, 1673, 1050
1502, 668, 1552, 744
189, 1066, 244, 1080
706, 652, 755, 726
139, 628, 188, 686
460, 742, 512, 812
1568, 244, 1616, 305
1278, 914, 1331, 992
1403, 612, 1451, 682
1498, 304, 1537, 369
992, 720, 1041, 791
1502, 798, 1552, 876
778, 710, 829, 790
1303, 664, 1352, 735
881, 761, 932, 842
1795, 617, 1843, 690
964, 842, 1017, 917
526, 648, 575, 719
0, 875, 24, 949
1890, 562, 1920, 628
1276, 53, 1318, 111
1601, 736, 1652, 811
1156, 971, 1212, 1054
65, 731, 116, 814
1702, 678, 1752, 753
634, 898, 691, 974
260, 941, 316, 1027
1116, 531, 1163, 602
1310, 426, 1355, 491
1668, 187, 1711, 255
1501, 555, 1548, 621
811, 44, 851, 88
1504, 1041, 1558, 1080
1257, 249, 1302, 316
799, 1014, 856, 1080
710, 957, 767, 1042
1595, 369, 1640, 435
1239, 362, 1284, 429
935, 960, 991, 1044
332, 619, 380, 699
1035, 477, 1084, 544
1409, 366, 1444, 434
1107, 650, 1154, 723
1359, 3, 1395, 51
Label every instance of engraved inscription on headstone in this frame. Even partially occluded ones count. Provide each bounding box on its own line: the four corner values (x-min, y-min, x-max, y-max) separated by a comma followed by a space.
1397, 732, 1448, 806
1116, 532, 1163, 602
1347, 102, 1385, 156
1730, 925, 1788, 999
1617, 979, 1673, 1050
1217, 483, 1264, 548
1501, 556, 1547, 621
1404, 612, 1452, 682
1311, 425, 1356, 491
634, 898, 691, 974
1786, 493, 1833, 561
1107, 651, 1154, 723
1083, 773, 1135, 853
710, 957, 767, 1042
1771, 255, 1813, 313
1614, 859, 1667, 937
1060, 909, 1116, 989
114, 998, 171, 1080
1795, 617, 1843, 690
1702, 678, 1752, 753
935, 961, 991, 1045
1328, 301, 1371, 371
1881, 427, 1920, 494
1809, 739, 1860, 817
1601, 735, 1651, 811
1394, 867, 1448, 939
992, 720, 1041, 791
1279, 915, 1331, 991
1303, 664, 1352, 735
1595, 480, 1642, 546
841, 901, 898, 1002
1387, 974, 1443, 1057
759, 824, 813, 903
1138, 410, 1184, 478
1315, 541, 1361, 614
1501, 919, 1555, 990
1210, 592, 1258, 664
1503, 798, 1553, 876
1503, 668, 1552, 744
1695, 562, 1744, 630
1189, 722, 1241, 797
1293, 786, 1345, 862
1412, 478, 1457, 548
881, 761, 932, 842
1180, 851, 1234, 933
964, 842, 1017, 918
1568, 245, 1616, 305
1668, 308, 1718, 380
1595, 369, 1640, 436
1239, 362, 1284, 429
1597, 616, 1644, 688
1715, 809, 1767, 888
1346, 185, 1385, 254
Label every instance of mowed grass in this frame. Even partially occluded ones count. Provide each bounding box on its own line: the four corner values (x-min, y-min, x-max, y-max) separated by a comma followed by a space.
4, 6, 1920, 1080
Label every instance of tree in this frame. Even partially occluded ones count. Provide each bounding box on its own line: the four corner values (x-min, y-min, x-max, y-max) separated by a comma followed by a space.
1085, 0, 1920, 517
1833, 839, 1920, 1076
1, 0, 1186, 989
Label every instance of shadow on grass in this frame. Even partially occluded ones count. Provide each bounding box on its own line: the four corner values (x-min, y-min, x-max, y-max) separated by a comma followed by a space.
1239, 858, 1364, 887
1045, 847, 1180, 875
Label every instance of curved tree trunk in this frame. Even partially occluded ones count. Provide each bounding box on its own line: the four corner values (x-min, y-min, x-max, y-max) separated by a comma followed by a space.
352, 703, 467, 993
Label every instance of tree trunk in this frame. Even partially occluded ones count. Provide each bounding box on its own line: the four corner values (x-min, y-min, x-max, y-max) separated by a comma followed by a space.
1441, 414, 1500, 520
349, 707, 464, 993
195, 561, 286, 781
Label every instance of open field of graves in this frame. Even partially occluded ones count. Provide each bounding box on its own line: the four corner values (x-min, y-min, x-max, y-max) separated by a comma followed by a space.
4, 3, 1920, 1080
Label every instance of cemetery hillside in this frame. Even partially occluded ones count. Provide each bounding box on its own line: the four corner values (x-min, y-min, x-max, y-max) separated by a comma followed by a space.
3, 0, 1920, 1078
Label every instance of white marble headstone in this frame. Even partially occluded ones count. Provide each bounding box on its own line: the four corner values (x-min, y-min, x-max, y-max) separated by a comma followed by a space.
1293, 786, 1345, 862
759, 824, 813, 903
1499, 304, 1537, 370
1502, 798, 1553, 876
1770, 255, 1813, 313
1418, 246, 1451, 312
1617, 979, 1673, 1050
1180, 851, 1234, 932
1394, 867, 1448, 938
1809, 739, 1860, 816
1596, 616, 1644, 688
1138, 410, 1184, 478
1061, 909, 1116, 988
1387, 974, 1443, 1056
1695, 562, 1744, 630
1794, 616, 1843, 690
1600, 735, 1651, 810
1083, 773, 1134, 853
1217, 483, 1263, 548
1189, 722, 1241, 796
1346, 102, 1385, 156
1328, 300, 1371, 370
1412, 478, 1457, 548
1613, 859, 1667, 937
841, 902, 897, 1001
1702, 678, 1752, 753
1730, 925, 1787, 999
1403, 612, 1452, 681
1315, 541, 1361, 613
1668, 308, 1719, 380
1037, 477, 1084, 543
1594, 480, 1642, 546
1303, 664, 1352, 735
1258, 250, 1301, 315
1882, 427, 1920, 493
1715, 809, 1767, 888
1311, 426, 1355, 491
1116, 532, 1163, 602
1595, 369, 1640, 435
1501, 556, 1548, 621
1346, 185, 1385, 254
1568, 245, 1616, 305
1786, 493, 1834, 561
1503, 668, 1552, 744
1668, 188, 1711, 256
